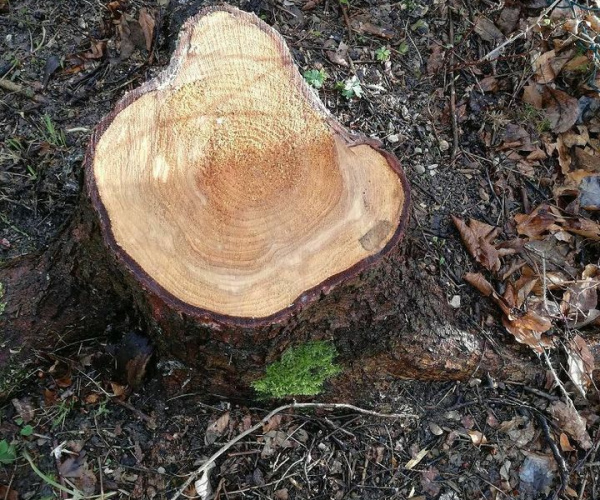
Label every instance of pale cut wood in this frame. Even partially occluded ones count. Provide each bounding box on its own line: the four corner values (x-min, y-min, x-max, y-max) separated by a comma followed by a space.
90, 7, 409, 321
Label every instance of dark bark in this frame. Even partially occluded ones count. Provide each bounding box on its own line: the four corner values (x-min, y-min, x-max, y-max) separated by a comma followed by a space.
0, 202, 555, 402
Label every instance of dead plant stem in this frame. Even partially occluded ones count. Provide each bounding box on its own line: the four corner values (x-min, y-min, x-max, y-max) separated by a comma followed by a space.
448, 10, 460, 160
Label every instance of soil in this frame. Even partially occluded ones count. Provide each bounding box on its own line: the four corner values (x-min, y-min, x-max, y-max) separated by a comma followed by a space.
1, 0, 599, 499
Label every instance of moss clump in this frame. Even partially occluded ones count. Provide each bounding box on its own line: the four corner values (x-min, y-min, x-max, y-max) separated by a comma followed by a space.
252, 341, 342, 398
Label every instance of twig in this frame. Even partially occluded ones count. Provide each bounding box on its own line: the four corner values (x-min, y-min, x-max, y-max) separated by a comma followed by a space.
535, 412, 569, 499
112, 398, 157, 428
481, 0, 563, 61
448, 10, 460, 160
340, 3, 353, 42
542, 350, 574, 407
170, 402, 416, 499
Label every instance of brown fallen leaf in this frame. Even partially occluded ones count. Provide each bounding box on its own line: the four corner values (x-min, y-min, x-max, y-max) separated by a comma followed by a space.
533, 50, 573, 83
262, 414, 282, 433
139, 8, 156, 52
543, 87, 579, 134
474, 17, 504, 43
562, 280, 599, 324
302, 0, 323, 10
427, 44, 445, 76
514, 204, 562, 239
478, 76, 498, 93
523, 84, 543, 109
12, 398, 34, 423
452, 216, 501, 272
274, 489, 289, 500
117, 16, 135, 60
59, 454, 97, 495
205, 411, 230, 445
549, 401, 592, 449
261, 430, 292, 458
421, 466, 441, 497
464, 272, 495, 297
350, 16, 394, 39
468, 430, 488, 445
464, 273, 553, 353
325, 41, 349, 67
502, 310, 553, 353
559, 432, 575, 452
533, 51, 558, 83
566, 335, 595, 396
496, 6, 521, 34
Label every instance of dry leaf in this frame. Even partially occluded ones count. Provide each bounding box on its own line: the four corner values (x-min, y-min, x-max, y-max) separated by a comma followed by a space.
566, 335, 595, 396
562, 281, 599, 324
464, 272, 553, 353
261, 430, 292, 458
420, 466, 441, 497
59, 455, 97, 495
533, 51, 558, 83
499, 417, 536, 447
194, 465, 215, 500
427, 44, 445, 75
523, 84, 543, 109
514, 204, 562, 239
468, 430, 488, 445
262, 414, 282, 433
452, 216, 501, 271
502, 310, 553, 353
543, 87, 579, 134
475, 17, 504, 43
138, 8, 156, 51
110, 382, 127, 397
405, 448, 428, 469
533, 50, 573, 83
549, 401, 592, 449
12, 398, 35, 423
326, 41, 349, 67
205, 411, 230, 445
350, 17, 394, 39
496, 6, 521, 34
464, 272, 495, 297
559, 432, 575, 452
478, 76, 498, 93
274, 489, 289, 500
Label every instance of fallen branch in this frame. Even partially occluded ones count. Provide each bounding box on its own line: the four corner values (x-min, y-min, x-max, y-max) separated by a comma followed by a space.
170, 402, 417, 499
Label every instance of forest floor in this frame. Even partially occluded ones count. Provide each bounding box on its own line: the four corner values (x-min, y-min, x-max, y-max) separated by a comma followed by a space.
1, 0, 600, 498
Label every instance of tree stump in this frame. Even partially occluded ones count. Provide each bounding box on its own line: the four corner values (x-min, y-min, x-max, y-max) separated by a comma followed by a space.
2, 6, 597, 401
87, 5, 410, 325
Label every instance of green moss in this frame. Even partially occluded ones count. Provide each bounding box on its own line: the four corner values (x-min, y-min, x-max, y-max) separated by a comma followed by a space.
252, 341, 342, 398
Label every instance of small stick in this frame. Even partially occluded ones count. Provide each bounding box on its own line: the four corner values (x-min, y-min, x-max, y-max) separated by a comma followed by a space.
340, 3, 354, 42
448, 10, 460, 160
170, 402, 416, 499
535, 412, 569, 499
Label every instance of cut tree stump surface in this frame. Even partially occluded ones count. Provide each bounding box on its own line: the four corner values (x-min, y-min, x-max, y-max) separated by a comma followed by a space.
88, 6, 410, 324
